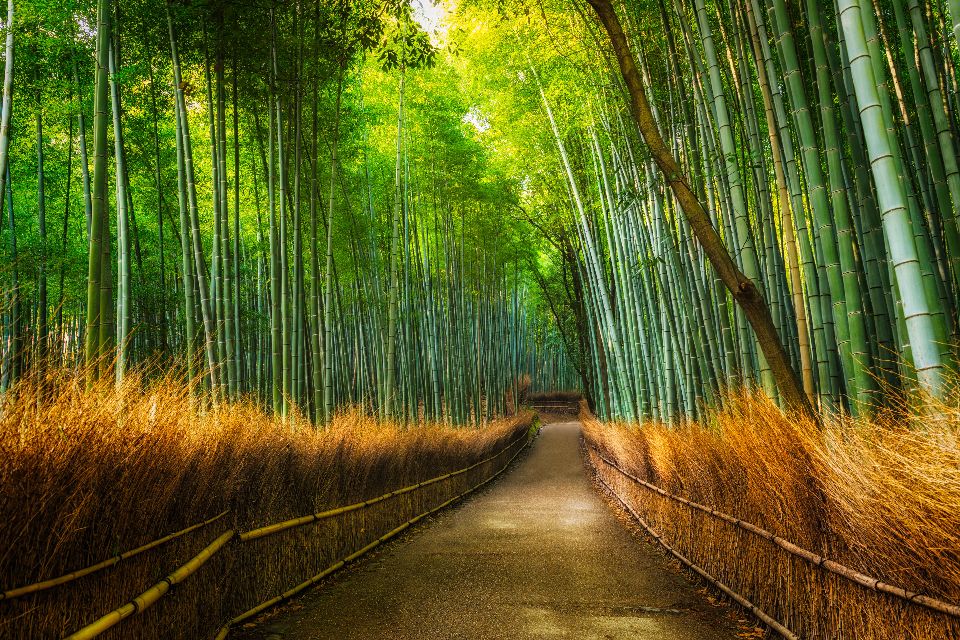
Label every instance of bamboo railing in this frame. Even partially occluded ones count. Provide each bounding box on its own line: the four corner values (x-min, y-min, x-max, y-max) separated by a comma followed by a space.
55, 427, 536, 640
63, 531, 237, 640
594, 473, 798, 640
590, 446, 960, 620
239, 431, 530, 542
0, 510, 229, 601
215, 428, 534, 639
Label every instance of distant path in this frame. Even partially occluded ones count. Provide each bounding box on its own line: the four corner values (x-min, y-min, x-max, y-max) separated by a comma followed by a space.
239, 422, 742, 639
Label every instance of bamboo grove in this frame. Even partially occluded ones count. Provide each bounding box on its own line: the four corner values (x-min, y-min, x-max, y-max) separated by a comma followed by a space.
465, 0, 960, 421
6, 0, 960, 426
0, 0, 577, 425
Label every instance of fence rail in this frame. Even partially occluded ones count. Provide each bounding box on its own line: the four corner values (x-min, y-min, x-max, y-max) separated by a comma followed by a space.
594, 472, 798, 640
215, 429, 534, 639
0, 510, 230, 601
52, 426, 536, 640
590, 446, 960, 619
239, 431, 530, 542
63, 531, 237, 640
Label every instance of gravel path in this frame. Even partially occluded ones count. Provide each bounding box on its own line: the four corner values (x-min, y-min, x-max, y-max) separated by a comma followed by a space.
238, 421, 743, 640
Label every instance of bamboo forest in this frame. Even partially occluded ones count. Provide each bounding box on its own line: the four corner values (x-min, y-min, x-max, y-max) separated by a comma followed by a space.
2, 0, 960, 639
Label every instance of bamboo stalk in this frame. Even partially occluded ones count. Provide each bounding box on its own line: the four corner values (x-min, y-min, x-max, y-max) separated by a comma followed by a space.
0, 510, 229, 601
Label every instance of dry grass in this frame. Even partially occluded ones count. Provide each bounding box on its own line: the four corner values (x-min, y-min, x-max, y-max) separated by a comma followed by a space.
0, 367, 534, 640
583, 392, 960, 640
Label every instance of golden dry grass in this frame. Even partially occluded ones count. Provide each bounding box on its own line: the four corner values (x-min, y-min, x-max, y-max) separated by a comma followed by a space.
582, 392, 960, 639
0, 367, 534, 639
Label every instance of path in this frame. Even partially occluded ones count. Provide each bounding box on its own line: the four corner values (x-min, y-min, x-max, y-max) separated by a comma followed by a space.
239, 422, 743, 639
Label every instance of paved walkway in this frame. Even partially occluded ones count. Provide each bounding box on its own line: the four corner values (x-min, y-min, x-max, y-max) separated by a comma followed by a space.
239, 422, 742, 639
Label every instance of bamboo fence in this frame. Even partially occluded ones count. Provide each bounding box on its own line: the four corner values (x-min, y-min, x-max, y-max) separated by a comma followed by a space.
586, 444, 960, 639
63, 531, 237, 640
239, 436, 528, 542
31, 425, 537, 640
0, 511, 229, 601
215, 429, 534, 639
595, 473, 798, 640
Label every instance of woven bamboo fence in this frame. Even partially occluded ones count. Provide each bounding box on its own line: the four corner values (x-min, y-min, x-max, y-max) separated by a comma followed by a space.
0, 422, 537, 640
584, 442, 960, 639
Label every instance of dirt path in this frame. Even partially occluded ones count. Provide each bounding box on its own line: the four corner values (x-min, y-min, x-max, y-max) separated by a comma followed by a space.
238, 422, 743, 639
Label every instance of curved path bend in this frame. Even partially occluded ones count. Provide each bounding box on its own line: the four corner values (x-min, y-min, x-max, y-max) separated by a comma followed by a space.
240, 422, 742, 640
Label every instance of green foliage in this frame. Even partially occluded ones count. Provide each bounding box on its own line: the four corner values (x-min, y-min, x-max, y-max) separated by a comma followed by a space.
0, 0, 576, 416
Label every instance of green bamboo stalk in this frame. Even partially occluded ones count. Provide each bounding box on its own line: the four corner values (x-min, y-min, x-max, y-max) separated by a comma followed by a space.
268, 11, 283, 415
168, 5, 219, 393
324, 68, 344, 424
35, 81, 46, 360
108, 42, 132, 385
837, 0, 944, 397
384, 67, 403, 418
84, 0, 109, 377
172, 76, 196, 389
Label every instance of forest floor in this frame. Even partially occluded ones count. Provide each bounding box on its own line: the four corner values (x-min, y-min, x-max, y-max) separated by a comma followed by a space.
235, 420, 753, 640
